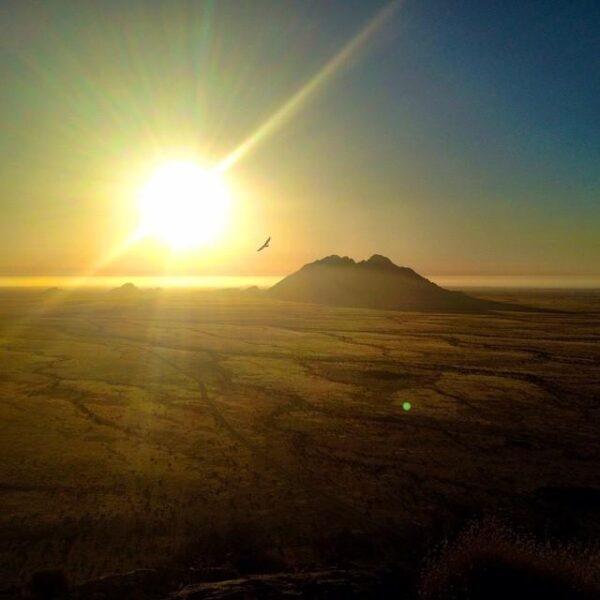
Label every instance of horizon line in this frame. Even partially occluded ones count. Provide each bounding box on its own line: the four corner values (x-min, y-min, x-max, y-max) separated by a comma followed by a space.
0, 274, 599, 290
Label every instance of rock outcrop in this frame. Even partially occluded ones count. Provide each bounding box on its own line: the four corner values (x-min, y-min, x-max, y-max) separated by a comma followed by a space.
269, 254, 517, 312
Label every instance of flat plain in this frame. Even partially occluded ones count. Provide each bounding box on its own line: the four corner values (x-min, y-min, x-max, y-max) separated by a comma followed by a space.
0, 287, 599, 587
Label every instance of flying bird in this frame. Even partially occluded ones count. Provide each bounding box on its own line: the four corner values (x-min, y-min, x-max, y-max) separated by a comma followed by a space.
257, 236, 271, 252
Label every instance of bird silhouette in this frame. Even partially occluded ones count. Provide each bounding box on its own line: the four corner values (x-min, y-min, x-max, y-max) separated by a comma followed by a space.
257, 236, 271, 252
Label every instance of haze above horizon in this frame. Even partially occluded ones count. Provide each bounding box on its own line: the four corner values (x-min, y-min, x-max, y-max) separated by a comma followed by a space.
1, 273, 599, 291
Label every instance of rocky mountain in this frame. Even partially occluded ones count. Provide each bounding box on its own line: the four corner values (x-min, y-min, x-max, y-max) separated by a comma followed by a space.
269, 254, 517, 312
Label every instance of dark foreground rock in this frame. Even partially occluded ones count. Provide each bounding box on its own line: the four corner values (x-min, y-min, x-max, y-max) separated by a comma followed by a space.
23, 567, 406, 599
70, 568, 186, 599
64, 567, 241, 600
167, 568, 403, 599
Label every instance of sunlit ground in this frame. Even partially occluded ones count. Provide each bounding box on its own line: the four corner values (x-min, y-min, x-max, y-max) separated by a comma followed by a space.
0, 286, 598, 586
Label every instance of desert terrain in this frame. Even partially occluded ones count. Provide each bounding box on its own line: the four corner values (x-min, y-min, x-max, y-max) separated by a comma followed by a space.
0, 286, 598, 593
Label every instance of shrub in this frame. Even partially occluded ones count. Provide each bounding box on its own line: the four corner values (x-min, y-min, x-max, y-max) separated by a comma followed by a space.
419, 518, 599, 600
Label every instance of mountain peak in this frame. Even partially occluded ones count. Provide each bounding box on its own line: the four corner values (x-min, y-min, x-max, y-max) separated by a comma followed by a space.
312, 255, 356, 267
368, 253, 392, 263
365, 254, 394, 266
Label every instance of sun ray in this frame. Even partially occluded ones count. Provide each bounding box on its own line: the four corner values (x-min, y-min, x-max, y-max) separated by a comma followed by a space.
218, 1, 401, 173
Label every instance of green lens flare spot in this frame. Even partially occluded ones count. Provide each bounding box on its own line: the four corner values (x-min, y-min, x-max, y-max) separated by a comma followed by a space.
402, 402, 412, 412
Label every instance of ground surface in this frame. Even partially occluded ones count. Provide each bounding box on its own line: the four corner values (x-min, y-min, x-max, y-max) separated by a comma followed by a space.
0, 288, 598, 588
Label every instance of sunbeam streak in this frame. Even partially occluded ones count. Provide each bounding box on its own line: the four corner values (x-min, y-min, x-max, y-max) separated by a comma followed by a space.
218, 1, 401, 173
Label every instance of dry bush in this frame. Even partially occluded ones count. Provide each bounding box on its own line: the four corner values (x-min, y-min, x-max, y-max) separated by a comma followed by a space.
419, 518, 599, 600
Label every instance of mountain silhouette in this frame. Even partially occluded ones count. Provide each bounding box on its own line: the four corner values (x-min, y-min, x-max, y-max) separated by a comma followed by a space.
269, 255, 522, 312
109, 282, 140, 295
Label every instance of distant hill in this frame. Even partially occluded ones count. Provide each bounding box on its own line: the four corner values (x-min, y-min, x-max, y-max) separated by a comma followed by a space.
269, 254, 522, 312
109, 282, 140, 295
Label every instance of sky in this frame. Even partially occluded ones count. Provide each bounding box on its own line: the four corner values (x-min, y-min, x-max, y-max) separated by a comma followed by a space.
0, 0, 598, 279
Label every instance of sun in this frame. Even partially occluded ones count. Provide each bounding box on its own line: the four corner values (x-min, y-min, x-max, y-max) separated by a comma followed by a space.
137, 161, 230, 250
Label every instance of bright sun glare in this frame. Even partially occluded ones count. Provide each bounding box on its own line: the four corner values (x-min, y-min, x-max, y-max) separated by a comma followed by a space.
137, 161, 230, 251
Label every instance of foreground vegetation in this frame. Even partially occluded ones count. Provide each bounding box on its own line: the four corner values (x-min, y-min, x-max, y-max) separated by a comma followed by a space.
0, 287, 598, 594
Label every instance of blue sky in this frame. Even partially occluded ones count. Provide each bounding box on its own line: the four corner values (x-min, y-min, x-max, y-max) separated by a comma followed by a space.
0, 0, 598, 276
